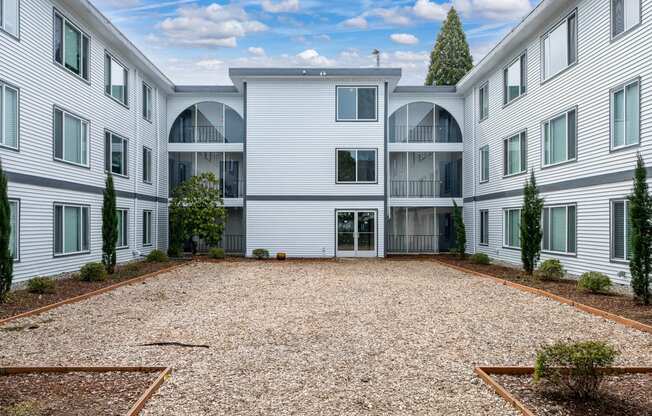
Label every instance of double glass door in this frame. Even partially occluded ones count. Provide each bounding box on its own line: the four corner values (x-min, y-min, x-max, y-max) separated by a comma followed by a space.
337, 211, 376, 257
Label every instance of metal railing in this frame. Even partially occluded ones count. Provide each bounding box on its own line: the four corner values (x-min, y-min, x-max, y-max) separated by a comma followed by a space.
193, 234, 245, 254
169, 125, 243, 144
221, 179, 244, 199
390, 180, 439, 198
387, 235, 438, 253
389, 125, 463, 143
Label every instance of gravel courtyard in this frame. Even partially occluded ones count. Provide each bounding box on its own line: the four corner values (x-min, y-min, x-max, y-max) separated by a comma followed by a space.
1, 259, 651, 415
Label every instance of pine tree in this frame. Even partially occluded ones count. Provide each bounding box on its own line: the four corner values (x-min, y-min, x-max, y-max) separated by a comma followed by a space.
629, 153, 651, 304
425, 7, 473, 86
0, 161, 13, 303
102, 174, 118, 274
521, 170, 543, 275
452, 200, 466, 258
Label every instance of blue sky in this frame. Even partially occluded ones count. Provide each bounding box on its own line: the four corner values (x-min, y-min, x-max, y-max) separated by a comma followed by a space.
93, 0, 540, 85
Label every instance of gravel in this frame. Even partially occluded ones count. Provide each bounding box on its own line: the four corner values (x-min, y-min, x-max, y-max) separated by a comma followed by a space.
0, 259, 650, 415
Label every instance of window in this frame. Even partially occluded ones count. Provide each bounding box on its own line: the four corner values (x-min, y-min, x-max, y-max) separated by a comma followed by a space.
503, 131, 527, 176
117, 208, 128, 248
54, 11, 90, 81
542, 205, 576, 254
543, 108, 576, 166
142, 146, 152, 183
53, 107, 89, 167
542, 11, 577, 80
611, 79, 639, 149
479, 82, 489, 121
479, 210, 489, 246
9, 200, 18, 260
337, 149, 376, 183
142, 82, 152, 121
105, 131, 128, 176
54, 203, 90, 256
612, 0, 641, 38
336, 86, 377, 121
480, 145, 489, 182
143, 210, 152, 246
0, 0, 18, 37
503, 53, 527, 105
503, 208, 521, 248
611, 199, 632, 261
104, 52, 128, 106
0, 82, 18, 149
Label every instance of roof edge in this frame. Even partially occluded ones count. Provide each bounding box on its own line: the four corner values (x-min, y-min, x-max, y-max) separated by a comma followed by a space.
229, 67, 402, 78
174, 85, 239, 94
393, 85, 457, 94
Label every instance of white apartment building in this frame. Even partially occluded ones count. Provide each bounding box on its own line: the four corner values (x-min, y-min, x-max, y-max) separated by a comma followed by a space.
0, 0, 647, 286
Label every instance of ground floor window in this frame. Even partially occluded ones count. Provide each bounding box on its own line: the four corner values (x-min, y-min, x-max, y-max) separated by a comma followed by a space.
542, 204, 576, 254
143, 210, 152, 246
479, 209, 489, 246
54, 203, 90, 255
611, 199, 631, 261
117, 208, 128, 248
503, 208, 521, 248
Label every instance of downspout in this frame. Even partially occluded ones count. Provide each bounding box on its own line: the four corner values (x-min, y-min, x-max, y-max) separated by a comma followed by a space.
133, 69, 139, 257
384, 81, 388, 257
155, 86, 161, 251
472, 87, 477, 254
243, 82, 247, 257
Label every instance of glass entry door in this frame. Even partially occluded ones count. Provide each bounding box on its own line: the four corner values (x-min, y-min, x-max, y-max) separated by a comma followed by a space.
337, 210, 376, 257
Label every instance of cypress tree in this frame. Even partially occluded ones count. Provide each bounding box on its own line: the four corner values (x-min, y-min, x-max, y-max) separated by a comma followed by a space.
521, 170, 544, 275
629, 153, 651, 304
102, 173, 118, 274
0, 161, 13, 303
425, 7, 473, 86
452, 200, 466, 258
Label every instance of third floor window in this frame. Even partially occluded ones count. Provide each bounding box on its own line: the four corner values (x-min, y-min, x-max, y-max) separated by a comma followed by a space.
542, 10, 577, 80
105, 52, 129, 106
503, 53, 527, 105
336, 86, 377, 121
0, 0, 18, 37
612, 0, 641, 38
54, 11, 90, 82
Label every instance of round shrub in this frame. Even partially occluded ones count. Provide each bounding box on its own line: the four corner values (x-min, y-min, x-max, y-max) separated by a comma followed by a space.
276, 252, 287, 261
208, 247, 226, 259
252, 248, 270, 260
536, 259, 564, 280
79, 262, 107, 282
146, 249, 169, 263
469, 252, 490, 265
578, 272, 612, 294
27, 277, 56, 294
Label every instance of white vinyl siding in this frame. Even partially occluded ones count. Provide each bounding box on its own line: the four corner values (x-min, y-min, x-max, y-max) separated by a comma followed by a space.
336, 86, 377, 121
478, 82, 489, 121
503, 131, 527, 176
0, 82, 18, 149
503, 53, 527, 105
104, 52, 129, 106
611, 200, 631, 261
542, 204, 576, 254
117, 208, 128, 248
54, 203, 90, 256
543, 108, 576, 166
542, 10, 577, 80
53, 107, 89, 167
503, 208, 521, 248
143, 210, 152, 246
143, 146, 152, 183
337, 149, 376, 183
105, 131, 128, 176
9, 199, 18, 260
479, 209, 489, 246
0, 0, 18, 37
611, 79, 640, 149
612, 0, 641, 38
53, 11, 90, 81
142, 82, 152, 121
480, 145, 489, 182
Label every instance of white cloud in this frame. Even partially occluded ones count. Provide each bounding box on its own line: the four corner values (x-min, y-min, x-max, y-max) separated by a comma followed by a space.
248, 46, 266, 56
342, 16, 368, 29
390, 33, 419, 45
261, 0, 300, 13
195, 59, 224, 70
412, 0, 532, 21
296, 49, 335, 66
413, 0, 449, 21
369, 7, 413, 26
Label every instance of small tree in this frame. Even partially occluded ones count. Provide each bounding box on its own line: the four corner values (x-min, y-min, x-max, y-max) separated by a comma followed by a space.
102, 174, 118, 274
521, 170, 543, 275
169, 172, 226, 255
425, 7, 473, 86
452, 200, 466, 258
0, 161, 13, 303
168, 210, 185, 257
629, 153, 652, 304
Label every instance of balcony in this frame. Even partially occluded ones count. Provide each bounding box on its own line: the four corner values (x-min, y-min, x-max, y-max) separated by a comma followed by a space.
183, 207, 245, 254
389, 102, 462, 144
389, 152, 462, 198
387, 207, 456, 253
169, 151, 244, 199
169, 102, 244, 144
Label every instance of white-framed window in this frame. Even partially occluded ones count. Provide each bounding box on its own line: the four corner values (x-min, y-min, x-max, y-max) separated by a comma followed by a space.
104, 52, 129, 106
479, 209, 489, 246
480, 145, 489, 183
337, 149, 376, 183
143, 210, 152, 246
54, 203, 90, 256
503, 131, 527, 176
542, 10, 577, 80
503, 208, 521, 249
9, 199, 18, 260
542, 204, 576, 254
0, 0, 18, 37
53, 107, 89, 167
117, 208, 128, 248
543, 107, 576, 167
478, 82, 489, 121
105, 131, 128, 176
612, 0, 641, 39
336, 86, 377, 121
0, 81, 18, 149
611, 199, 632, 261
142, 82, 152, 121
142, 146, 152, 183
54, 10, 90, 81
611, 79, 640, 150
503, 52, 527, 105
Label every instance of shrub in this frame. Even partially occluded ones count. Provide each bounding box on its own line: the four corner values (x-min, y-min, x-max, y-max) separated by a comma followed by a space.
167, 245, 182, 258
208, 247, 225, 259
27, 277, 56, 294
469, 252, 490, 265
252, 249, 270, 260
146, 249, 169, 263
534, 340, 617, 399
276, 252, 287, 261
578, 272, 612, 294
79, 262, 108, 282
536, 259, 564, 281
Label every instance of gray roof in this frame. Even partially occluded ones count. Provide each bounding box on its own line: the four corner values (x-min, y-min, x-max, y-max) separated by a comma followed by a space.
174, 85, 240, 94
393, 86, 457, 94
229, 68, 402, 78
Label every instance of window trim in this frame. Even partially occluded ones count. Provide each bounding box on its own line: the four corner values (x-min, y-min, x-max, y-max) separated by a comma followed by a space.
335, 85, 379, 122
52, 9, 91, 84
609, 77, 641, 152
0, 80, 20, 152
541, 106, 578, 169
104, 50, 130, 108
610, 198, 631, 263
52, 202, 91, 257
142, 146, 152, 184
479, 145, 489, 183
610, 0, 642, 42
52, 105, 90, 169
479, 209, 489, 246
143, 210, 153, 247
478, 81, 489, 122
116, 207, 129, 249
502, 50, 528, 107
104, 129, 129, 178
9, 198, 19, 262
502, 129, 528, 178
541, 203, 577, 257
0, 0, 20, 40
335, 148, 378, 184
502, 207, 522, 250
540, 9, 578, 84
142, 81, 152, 122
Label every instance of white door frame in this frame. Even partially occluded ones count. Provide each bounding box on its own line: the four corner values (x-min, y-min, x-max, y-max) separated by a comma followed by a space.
336, 209, 378, 257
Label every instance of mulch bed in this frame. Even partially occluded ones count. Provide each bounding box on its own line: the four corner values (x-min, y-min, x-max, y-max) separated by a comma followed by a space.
494, 373, 652, 416
0, 371, 160, 416
434, 255, 652, 327
0, 261, 182, 320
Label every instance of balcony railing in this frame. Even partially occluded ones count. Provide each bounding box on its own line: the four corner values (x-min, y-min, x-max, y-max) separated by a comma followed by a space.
192, 235, 245, 254
390, 180, 439, 198
387, 235, 438, 253
221, 179, 244, 199
169, 125, 243, 144
390, 125, 463, 143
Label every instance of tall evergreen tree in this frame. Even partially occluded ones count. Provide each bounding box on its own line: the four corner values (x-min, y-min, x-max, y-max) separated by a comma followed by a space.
521, 170, 544, 275
452, 200, 466, 258
0, 161, 13, 303
629, 153, 651, 304
102, 174, 118, 274
425, 7, 473, 86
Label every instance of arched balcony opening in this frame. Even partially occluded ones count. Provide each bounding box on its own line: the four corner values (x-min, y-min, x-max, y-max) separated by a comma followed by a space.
389, 102, 462, 143
169, 102, 244, 143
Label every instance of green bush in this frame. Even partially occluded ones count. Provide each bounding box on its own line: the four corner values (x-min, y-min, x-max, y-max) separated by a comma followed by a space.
578, 272, 612, 294
469, 252, 490, 265
27, 277, 56, 294
79, 262, 108, 282
146, 249, 169, 263
276, 252, 287, 261
208, 247, 225, 259
167, 245, 182, 258
252, 248, 270, 259
536, 259, 565, 280
534, 340, 617, 399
